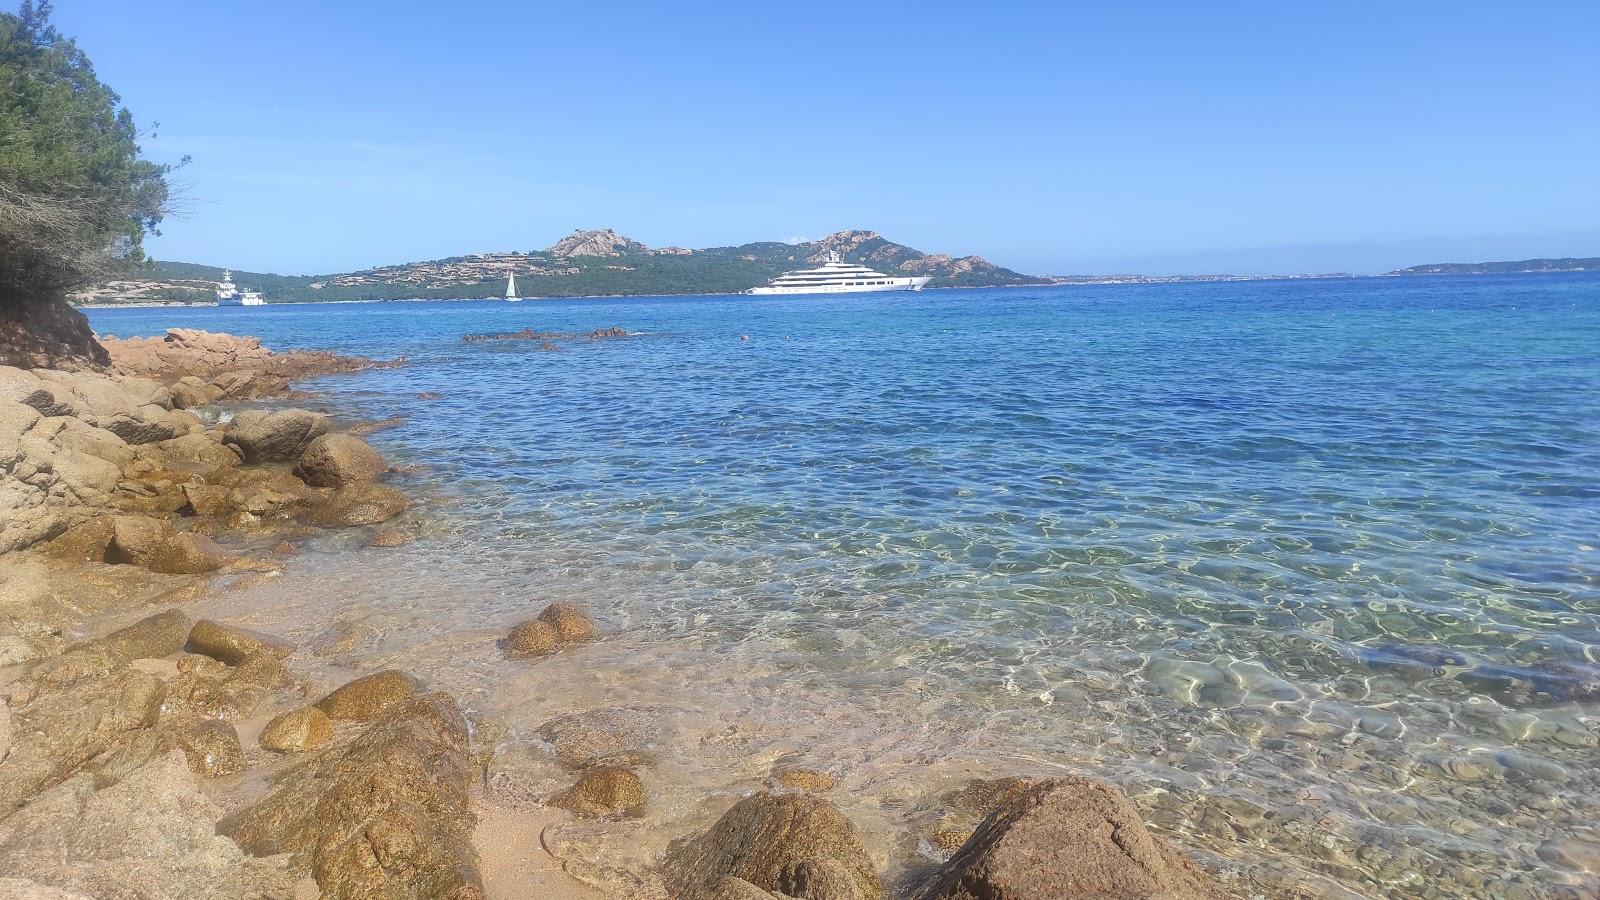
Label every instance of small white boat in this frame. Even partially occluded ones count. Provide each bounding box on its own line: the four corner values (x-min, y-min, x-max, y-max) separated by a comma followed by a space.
747, 253, 931, 295
505, 273, 521, 301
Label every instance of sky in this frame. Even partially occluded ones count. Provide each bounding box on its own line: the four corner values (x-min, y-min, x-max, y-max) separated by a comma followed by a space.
47, 0, 1600, 276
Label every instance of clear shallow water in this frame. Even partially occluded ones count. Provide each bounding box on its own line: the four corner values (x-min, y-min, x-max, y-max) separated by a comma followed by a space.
89, 276, 1600, 897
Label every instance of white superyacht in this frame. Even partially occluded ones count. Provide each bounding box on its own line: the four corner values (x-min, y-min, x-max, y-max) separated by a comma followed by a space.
215, 271, 266, 306
747, 253, 931, 295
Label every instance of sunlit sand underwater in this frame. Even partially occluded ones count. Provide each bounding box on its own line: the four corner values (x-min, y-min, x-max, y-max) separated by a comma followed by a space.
88, 274, 1600, 897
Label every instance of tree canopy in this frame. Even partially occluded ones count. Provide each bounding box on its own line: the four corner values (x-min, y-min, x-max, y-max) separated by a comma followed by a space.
0, 0, 175, 305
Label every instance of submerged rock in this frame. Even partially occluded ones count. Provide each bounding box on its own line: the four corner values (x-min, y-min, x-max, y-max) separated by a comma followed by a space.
310, 482, 409, 527
186, 619, 294, 666
219, 692, 483, 899
773, 768, 838, 793
505, 619, 561, 656
259, 707, 333, 753
314, 669, 420, 721
106, 515, 234, 574
915, 777, 1222, 900
293, 432, 388, 488
538, 602, 600, 644
223, 409, 329, 463
538, 706, 660, 768
663, 790, 884, 900
549, 765, 646, 818
504, 602, 600, 659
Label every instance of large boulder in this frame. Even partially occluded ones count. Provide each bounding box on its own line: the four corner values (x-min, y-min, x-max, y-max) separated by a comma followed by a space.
22, 609, 191, 692
313, 669, 420, 721
186, 619, 294, 666
106, 515, 234, 574
0, 667, 165, 816
293, 432, 388, 488
219, 692, 484, 899
259, 707, 333, 753
168, 376, 225, 409
310, 482, 409, 527
223, 409, 328, 463
150, 432, 242, 474
663, 791, 884, 900
0, 753, 294, 897
914, 777, 1223, 900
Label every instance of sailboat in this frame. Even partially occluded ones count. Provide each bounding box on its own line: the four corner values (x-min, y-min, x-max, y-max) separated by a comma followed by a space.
505, 272, 521, 302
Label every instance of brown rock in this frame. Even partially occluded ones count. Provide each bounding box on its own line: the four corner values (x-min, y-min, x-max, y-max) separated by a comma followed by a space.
504, 619, 560, 657
161, 653, 291, 724
310, 482, 409, 527
169, 376, 226, 409
549, 765, 646, 818
41, 516, 117, 562
259, 707, 333, 753
150, 431, 242, 474
349, 416, 407, 436
219, 692, 483, 899
915, 777, 1223, 900
538, 707, 659, 768
223, 408, 329, 463
314, 669, 419, 721
367, 528, 413, 548
709, 876, 786, 900
0, 754, 296, 898
103, 328, 395, 383
537, 602, 599, 644
107, 515, 234, 573
180, 482, 234, 517
176, 719, 245, 777
211, 467, 318, 519
942, 777, 1038, 819
186, 619, 295, 666
293, 432, 388, 488
664, 791, 884, 900
0, 667, 165, 816
774, 768, 837, 793
96, 608, 193, 661
17, 609, 188, 693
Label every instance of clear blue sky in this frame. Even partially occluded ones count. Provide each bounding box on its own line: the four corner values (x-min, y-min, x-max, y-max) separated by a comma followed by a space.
50, 0, 1600, 275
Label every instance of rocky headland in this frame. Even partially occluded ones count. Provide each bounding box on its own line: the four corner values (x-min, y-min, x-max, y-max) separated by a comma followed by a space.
0, 327, 1237, 899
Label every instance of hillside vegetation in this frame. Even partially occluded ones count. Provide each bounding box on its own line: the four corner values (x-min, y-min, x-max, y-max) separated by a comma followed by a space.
77, 229, 1051, 305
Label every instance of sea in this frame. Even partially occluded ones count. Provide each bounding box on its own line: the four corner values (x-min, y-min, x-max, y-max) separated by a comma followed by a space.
86, 274, 1600, 898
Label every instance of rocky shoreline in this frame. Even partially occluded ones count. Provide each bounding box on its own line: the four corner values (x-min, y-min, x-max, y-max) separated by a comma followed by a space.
1, 328, 1235, 898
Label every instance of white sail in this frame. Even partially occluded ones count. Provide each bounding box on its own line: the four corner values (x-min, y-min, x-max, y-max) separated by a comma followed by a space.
505, 273, 518, 300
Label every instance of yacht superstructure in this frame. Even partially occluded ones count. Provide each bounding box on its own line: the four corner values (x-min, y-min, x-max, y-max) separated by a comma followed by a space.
747, 254, 931, 295
216, 271, 266, 306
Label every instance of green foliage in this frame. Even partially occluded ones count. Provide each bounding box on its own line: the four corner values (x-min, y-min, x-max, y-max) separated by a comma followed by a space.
1389, 258, 1598, 276
0, 0, 176, 304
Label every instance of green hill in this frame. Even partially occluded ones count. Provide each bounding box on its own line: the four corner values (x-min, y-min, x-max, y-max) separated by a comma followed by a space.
78, 229, 1050, 305
1387, 257, 1598, 276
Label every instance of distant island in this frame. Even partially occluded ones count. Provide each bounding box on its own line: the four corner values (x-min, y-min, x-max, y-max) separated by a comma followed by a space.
1386, 257, 1597, 276
73, 229, 1051, 305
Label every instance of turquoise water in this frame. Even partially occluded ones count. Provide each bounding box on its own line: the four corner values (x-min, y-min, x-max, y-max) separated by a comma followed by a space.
88, 275, 1600, 897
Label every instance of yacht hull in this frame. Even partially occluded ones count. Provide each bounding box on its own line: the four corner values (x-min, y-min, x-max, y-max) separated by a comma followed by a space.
747, 277, 931, 296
